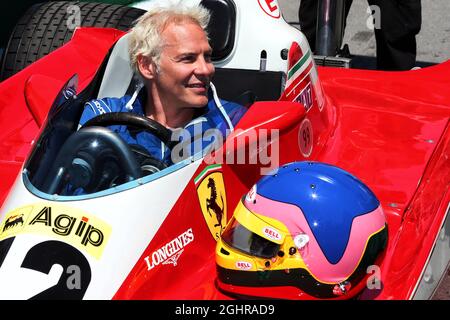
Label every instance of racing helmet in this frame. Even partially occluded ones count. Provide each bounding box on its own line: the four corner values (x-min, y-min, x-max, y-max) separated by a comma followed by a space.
216, 161, 388, 299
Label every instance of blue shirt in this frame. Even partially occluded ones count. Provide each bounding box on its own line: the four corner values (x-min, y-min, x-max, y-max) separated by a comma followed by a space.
79, 85, 246, 166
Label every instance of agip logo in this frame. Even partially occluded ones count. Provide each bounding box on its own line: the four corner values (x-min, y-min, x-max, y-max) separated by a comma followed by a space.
195, 164, 227, 241
2, 214, 25, 232
0, 204, 111, 259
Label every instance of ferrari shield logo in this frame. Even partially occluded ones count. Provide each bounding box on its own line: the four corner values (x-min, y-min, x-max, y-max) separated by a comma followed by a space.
195, 164, 227, 241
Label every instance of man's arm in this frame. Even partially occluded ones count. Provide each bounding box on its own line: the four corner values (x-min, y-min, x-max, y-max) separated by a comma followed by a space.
78, 98, 117, 128
227, 103, 247, 127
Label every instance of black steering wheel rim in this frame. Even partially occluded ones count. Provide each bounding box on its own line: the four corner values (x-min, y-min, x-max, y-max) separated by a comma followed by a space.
81, 112, 176, 149
42, 126, 142, 195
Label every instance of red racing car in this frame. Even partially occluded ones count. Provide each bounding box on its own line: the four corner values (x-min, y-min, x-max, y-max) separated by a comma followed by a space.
0, 0, 448, 300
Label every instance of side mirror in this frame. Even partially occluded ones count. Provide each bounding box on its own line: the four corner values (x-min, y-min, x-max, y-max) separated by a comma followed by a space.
24, 74, 78, 127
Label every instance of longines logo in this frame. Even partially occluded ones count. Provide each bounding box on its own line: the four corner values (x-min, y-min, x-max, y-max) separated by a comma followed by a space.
144, 228, 194, 271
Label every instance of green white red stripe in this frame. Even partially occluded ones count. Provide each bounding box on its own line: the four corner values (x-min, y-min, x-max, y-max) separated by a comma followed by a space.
286, 49, 313, 89
194, 164, 222, 185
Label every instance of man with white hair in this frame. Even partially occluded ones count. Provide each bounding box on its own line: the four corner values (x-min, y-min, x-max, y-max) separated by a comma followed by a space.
78, 4, 246, 166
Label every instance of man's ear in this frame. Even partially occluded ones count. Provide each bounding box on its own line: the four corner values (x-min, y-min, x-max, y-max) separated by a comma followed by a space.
137, 54, 156, 80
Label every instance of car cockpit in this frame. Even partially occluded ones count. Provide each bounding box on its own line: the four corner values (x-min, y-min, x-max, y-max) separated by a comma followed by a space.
23, 0, 294, 199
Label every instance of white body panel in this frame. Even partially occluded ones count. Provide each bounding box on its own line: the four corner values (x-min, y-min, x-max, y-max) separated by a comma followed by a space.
132, 0, 308, 72
0, 160, 202, 299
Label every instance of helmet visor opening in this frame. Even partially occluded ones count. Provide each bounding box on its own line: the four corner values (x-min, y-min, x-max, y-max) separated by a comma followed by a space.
221, 217, 280, 259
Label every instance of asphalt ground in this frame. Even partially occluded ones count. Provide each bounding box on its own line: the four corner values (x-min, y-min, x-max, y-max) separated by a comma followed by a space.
279, 0, 450, 67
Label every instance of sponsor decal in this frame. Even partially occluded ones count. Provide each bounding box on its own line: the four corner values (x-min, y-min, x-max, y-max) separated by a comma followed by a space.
257, 0, 280, 19
262, 226, 281, 241
298, 118, 313, 158
0, 204, 111, 259
295, 82, 313, 112
2, 214, 25, 232
92, 100, 106, 114
144, 228, 194, 270
245, 184, 257, 203
236, 261, 253, 270
285, 49, 313, 97
285, 42, 325, 113
195, 165, 227, 241
333, 281, 352, 296
283, 42, 322, 114
294, 234, 309, 249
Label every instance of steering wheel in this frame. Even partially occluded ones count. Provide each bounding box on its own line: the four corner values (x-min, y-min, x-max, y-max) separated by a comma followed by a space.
81, 112, 176, 173
42, 126, 143, 195
81, 112, 176, 148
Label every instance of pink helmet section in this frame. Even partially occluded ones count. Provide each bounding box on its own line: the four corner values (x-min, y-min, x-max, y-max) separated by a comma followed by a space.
245, 194, 386, 283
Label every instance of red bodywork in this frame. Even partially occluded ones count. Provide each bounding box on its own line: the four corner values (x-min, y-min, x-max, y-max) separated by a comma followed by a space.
0, 27, 449, 300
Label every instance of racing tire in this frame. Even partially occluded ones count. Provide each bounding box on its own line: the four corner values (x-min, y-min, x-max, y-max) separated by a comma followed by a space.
0, 1, 145, 81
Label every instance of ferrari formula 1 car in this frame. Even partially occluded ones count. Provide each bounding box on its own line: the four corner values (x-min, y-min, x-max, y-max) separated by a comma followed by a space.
0, 0, 449, 300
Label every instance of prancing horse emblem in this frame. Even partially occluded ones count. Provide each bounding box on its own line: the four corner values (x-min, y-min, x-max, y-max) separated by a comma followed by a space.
206, 178, 224, 229
195, 165, 227, 240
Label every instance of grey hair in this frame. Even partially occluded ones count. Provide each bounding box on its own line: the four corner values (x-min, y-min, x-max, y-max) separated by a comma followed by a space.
128, 4, 211, 77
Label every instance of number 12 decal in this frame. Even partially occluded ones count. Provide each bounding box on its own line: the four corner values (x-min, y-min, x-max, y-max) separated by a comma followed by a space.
0, 238, 91, 299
